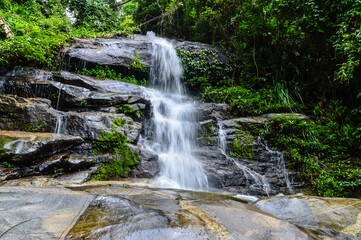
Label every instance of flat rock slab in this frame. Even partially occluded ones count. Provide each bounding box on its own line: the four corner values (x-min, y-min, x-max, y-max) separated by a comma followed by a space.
0, 130, 83, 164
254, 195, 361, 239
192, 199, 312, 240
0, 186, 94, 240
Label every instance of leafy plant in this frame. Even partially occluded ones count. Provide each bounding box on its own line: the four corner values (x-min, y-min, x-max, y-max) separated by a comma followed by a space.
247, 116, 361, 197
129, 51, 147, 72
197, 122, 216, 146
117, 104, 142, 119
77, 65, 139, 84
202, 86, 304, 116
92, 118, 139, 180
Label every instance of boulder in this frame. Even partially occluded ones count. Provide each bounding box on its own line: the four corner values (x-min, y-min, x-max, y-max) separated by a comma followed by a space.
0, 131, 83, 164
195, 102, 229, 122
0, 94, 59, 132
61, 36, 153, 72
52, 71, 144, 95
254, 195, 361, 239
36, 153, 99, 174
60, 111, 142, 142
133, 149, 159, 178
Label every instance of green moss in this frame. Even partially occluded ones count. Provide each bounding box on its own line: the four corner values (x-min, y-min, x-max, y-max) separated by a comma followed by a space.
129, 51, 148, 73
92, 118, 139, 180
202, 86, 305, 117
117, 104, 142, 119
0, 138, 14, 167
0, 137, 15, 149
24, 121, 46, 132
230, 130, 254, 160
77, 65, 139, 84
197, 122, 216, 146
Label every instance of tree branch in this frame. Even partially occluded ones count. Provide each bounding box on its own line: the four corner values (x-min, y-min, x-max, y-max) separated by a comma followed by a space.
0, 16, 14, 38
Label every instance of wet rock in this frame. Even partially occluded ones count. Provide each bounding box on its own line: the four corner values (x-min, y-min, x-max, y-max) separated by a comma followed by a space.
0, 131, 83, 164
36, 153, 98, 174
254, 195, 361, 240
61, 36, 153, 74
134, 149, 159, 178
53, 71, 143, 95
68, 185, 312, 240
214, 117, 305, 195
0, 186, 94, 240
0, 167, 23, 181
192, 199, 312, 240
196, 146, 243, 188
55, 166, 100, 184
2, 68, 148, 111
259, 113, 310, 121
61, 112, 142, 142
0, 94, 59, 132
195, 102, 229, 122
66, 195, 169, 239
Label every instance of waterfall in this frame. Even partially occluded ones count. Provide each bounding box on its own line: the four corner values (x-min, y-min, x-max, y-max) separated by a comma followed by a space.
140, 33, 208, 190
217, 122, 271, 195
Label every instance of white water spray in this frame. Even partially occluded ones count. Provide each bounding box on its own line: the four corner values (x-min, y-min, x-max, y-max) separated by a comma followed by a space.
140, 33, 208, 190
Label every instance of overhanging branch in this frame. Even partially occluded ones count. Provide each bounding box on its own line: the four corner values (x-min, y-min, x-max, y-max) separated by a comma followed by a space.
0, 16, 14, 38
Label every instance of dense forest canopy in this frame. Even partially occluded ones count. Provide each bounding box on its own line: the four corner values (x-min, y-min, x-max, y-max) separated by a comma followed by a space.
0, 0, 360, 197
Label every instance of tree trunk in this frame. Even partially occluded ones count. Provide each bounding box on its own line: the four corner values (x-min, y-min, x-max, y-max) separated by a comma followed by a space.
0, 16, 14, 38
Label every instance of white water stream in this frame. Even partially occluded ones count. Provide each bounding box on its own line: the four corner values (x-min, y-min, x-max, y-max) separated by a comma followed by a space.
140, 33, 208, 190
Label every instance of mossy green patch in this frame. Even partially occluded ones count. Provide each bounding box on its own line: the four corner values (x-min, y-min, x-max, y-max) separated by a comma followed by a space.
230, 130, 254, 160
197, 122, 216, 146
92, 118, 139, 180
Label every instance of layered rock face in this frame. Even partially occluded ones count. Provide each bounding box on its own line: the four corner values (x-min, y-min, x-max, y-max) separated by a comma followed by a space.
0, 67, 154, 182
60, 35, 225, 77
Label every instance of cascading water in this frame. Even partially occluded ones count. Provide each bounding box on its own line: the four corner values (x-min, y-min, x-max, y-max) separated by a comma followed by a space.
54, 115, 64, 134
258, 137, 294, 194
56, 83, 63, 110
217, 121, 271, 195
140, 33, 208, 190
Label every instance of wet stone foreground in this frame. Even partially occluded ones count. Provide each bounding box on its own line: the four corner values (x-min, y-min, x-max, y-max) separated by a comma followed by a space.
0, 183, 309, 240
0, 181, 360, 240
